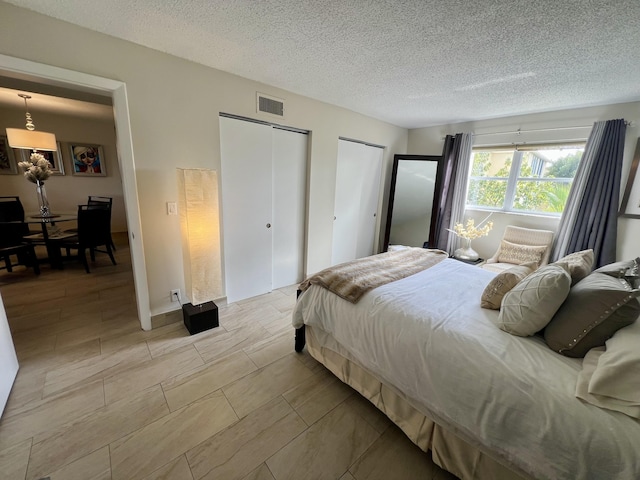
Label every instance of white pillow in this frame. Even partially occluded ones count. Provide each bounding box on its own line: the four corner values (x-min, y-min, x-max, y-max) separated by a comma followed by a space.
575, 347, 640, 418
496, 263, 571, 336
575, 320, 640, 418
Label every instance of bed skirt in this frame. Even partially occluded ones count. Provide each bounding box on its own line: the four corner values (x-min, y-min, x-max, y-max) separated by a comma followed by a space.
305, 326, 530, 480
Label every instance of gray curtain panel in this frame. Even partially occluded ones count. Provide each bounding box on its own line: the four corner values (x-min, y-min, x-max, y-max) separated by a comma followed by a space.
551, 119, 626, 267
433, 133, 473, 252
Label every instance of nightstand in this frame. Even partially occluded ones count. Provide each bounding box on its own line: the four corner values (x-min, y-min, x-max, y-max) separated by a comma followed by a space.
449, 256, 485, 266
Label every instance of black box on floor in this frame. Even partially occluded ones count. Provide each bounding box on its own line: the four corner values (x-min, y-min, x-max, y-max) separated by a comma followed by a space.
182, 301, 219, 335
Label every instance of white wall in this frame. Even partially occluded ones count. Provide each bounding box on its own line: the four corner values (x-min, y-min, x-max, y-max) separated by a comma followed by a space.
0, 293, 18, 418
0, 3, 408, 316
408, 102, 640, 261
0, 106, 126, 231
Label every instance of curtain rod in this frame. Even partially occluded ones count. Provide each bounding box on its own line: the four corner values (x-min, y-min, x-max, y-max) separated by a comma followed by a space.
472, 120, 632, 137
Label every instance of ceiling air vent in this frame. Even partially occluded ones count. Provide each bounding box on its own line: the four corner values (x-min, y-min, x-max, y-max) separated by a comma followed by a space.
257, 93, 284, 117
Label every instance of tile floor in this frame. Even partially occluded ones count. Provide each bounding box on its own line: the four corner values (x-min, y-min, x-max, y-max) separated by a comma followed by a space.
0, 234, 458, 480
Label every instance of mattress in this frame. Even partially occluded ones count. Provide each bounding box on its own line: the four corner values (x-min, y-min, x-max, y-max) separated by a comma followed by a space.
293, 258, 640, 480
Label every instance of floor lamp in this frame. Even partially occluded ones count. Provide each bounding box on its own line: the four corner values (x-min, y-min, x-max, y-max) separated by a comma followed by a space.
176, 168, 223, 334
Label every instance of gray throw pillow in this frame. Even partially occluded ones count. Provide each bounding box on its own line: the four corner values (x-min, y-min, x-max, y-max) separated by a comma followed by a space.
593, 258, 639, 278
544, 272, 640, 358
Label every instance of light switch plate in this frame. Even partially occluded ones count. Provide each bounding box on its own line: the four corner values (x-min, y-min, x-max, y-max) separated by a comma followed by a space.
167, 202, 177, 215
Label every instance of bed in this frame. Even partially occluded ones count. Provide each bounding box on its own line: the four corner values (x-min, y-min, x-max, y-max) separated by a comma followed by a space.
292, 251, 640, 480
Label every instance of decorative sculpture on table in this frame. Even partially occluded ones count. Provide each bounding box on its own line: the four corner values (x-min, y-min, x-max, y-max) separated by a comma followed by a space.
18, 152, 53, 217
448, 214, 493, 261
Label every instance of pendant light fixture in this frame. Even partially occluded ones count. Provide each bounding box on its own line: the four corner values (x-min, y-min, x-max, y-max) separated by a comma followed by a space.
6, 94, 57, 151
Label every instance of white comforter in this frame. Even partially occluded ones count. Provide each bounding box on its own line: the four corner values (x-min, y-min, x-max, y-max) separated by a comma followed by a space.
293, 258, 640, 480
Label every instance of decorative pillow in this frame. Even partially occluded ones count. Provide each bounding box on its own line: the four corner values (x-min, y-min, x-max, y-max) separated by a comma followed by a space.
575, 320, 640, 418
480, 262, 537, 310
554, 249, 594, 286
544, 272, 640, 358
593, 257, 639, 278
496, 263, 571, 336
589, 320, 640, 403
497, 240, 548, 266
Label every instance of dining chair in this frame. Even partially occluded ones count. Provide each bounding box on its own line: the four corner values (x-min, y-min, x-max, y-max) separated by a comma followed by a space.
88, 196, 116, 250
0, 196, 24, 220
0, 196, 40, 237
0, 219, 40, 275
52, 204, 117, 273
62, 196, 116, 251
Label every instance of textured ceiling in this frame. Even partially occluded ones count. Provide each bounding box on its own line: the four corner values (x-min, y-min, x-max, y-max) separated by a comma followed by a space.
5, 0, 640, 128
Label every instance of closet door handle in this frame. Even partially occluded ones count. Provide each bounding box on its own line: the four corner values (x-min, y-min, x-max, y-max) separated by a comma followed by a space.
266, 223, 271, 228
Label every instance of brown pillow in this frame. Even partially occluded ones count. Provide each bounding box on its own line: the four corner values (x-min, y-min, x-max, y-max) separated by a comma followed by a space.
554, 249, 594, 286
497, 240, 548, 266
544, 272, 640, 358
480, 262, 537, 310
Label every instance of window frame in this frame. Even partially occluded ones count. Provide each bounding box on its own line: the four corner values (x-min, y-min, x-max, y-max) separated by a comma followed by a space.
466, 143, 585, 217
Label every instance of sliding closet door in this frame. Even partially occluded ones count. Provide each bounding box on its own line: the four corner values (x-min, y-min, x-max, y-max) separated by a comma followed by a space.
220, 116, 308, 303
220, 117, 274, 303
331, 139, 383, 265
355, 145, 383, 258
272, 128, 307, 289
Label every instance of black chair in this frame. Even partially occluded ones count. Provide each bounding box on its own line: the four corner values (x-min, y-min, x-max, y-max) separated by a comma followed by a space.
0, 196, 40, 237
63, 196, 116, 251
0, 220, 40, 275
88, 196, 116, 251
52, 204, 117, 273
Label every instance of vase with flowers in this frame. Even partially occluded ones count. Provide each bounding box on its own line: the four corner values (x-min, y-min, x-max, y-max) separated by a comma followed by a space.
447, 214, 494, 261
18, 152, 53, 217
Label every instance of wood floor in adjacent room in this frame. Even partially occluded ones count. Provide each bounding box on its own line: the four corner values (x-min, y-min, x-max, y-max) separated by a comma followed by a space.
0, 234, 457, 480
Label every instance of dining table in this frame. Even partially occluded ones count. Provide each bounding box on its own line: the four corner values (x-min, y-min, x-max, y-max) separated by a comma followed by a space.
23, 213, 77, 269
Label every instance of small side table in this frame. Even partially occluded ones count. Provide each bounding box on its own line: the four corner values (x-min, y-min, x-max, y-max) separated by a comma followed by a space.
449, 256, 485, 266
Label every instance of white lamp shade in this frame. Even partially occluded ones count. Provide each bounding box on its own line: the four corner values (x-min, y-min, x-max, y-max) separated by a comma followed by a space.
176, 168, 223, 305
5, 128, 57, 151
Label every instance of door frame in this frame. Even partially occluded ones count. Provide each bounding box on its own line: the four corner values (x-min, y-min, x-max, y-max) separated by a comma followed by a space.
0, 53, 152, 330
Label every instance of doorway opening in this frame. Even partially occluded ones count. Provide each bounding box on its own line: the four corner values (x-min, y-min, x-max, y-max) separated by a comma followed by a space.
0, 53, 150, 330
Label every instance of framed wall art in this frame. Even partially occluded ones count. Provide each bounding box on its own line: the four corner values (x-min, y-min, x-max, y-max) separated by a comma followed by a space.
0, 135, 18, 175
69, 143, 106, 176
619, 137, 640, 219
19, 142, 65, 175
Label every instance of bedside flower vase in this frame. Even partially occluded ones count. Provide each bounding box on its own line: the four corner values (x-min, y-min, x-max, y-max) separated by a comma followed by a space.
36, 180, 51, 217
454, 238, 479, 261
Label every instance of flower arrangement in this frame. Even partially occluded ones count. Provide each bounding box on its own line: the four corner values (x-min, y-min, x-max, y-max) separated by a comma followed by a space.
18, 152, 52, 184
448, 214, 494, 240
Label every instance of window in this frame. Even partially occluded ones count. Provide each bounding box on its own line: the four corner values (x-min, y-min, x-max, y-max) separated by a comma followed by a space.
466, 144, 584, 215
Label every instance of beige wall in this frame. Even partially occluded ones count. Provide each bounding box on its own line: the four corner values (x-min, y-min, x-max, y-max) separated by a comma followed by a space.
0, 106, 126, 231
0, 3, 408, 316
408, 102, 640, 261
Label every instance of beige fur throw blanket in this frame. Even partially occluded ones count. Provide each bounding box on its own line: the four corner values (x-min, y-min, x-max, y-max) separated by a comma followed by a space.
299, 247, 448, 303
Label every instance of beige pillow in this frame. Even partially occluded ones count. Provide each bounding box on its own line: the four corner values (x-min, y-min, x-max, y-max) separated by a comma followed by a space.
589, 320, 640, 403
497, 240, 548, 266
480, 262, 537, 310
544, 272, 640, 358
554, 249, 594, 286
496, 263, 571, 337
575, 321, 640, 418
